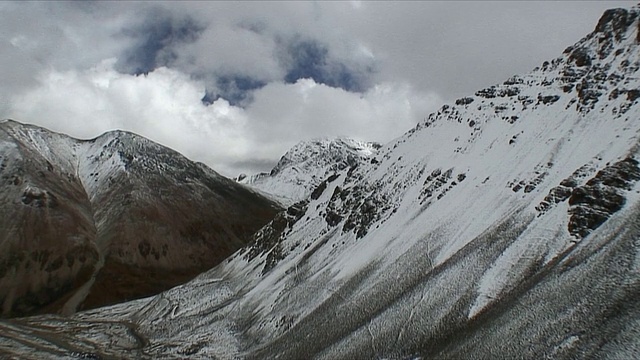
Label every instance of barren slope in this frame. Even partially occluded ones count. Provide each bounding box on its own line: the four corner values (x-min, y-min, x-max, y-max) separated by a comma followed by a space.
0, 121, 281, 317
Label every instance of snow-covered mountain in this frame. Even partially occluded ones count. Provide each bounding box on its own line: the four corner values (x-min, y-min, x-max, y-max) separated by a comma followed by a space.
3, 5, 640, 359
0, 120, 281, 317
238, 137, 380, 205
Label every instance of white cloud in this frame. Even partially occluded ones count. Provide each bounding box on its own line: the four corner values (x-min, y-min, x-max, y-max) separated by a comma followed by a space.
1, 1, 637, 178
9, 60, 246, 173
247, 79, 440, 147
174, 22, 284, 83
7, 61, 440, 177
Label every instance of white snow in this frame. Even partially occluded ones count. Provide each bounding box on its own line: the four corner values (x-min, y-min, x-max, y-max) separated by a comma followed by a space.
239, 137, 380, 205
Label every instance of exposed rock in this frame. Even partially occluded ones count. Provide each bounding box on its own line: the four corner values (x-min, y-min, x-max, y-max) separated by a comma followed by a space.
568, 47, 592, 67
476, 87, 497, 98
568, 158, 640, 238
310, 180, 328, 200
595, 8, 638, 40
538, 94, 561, 105
627, 89, 640, 101
244, 200, 308, 274
455, 97, 475, 106
325, 210, 344, 227
576, 79, 602, 112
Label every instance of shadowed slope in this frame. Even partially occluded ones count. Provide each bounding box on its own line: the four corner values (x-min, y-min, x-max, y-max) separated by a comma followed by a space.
0, 121, 282, 317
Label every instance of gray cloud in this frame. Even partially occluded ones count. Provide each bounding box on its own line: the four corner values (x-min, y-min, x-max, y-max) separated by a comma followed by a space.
326, 1, 639, 101
115, 6, 205, 75
0, 1, 637, 176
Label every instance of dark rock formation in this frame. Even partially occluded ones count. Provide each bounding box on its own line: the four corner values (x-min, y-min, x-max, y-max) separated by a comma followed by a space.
568, 157, 640, 238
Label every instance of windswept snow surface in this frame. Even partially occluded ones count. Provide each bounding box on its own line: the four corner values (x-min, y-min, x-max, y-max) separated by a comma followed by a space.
3, 6, 640, 359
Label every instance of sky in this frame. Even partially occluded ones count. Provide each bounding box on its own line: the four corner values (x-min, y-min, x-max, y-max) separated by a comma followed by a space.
1, 1, 636, 177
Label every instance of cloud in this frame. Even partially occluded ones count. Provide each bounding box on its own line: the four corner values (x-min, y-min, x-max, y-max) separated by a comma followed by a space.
0, 1, 637, 177
336, 1, 639, 100
94, 2, 379, 106
176, 20, 285, 84
281, 38, 375, 93
205, 75, 267, 107
246, 79, 439, 149
8, 60, 248, 171
0, 2, 135, 114
2, 1, 636, 102
7, 61, 439, 177
115, 6, 205, 75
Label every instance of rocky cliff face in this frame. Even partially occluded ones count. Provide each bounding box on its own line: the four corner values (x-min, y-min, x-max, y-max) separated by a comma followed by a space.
3, 5, 640, 360
0, 121, 281, 317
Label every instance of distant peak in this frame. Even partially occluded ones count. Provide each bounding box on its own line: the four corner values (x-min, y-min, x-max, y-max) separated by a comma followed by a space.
1, 119, 25, 126
291, 136, 381, 151
94, 129, 136, 139
90, 129, 157, 146
0, 119, 70, 137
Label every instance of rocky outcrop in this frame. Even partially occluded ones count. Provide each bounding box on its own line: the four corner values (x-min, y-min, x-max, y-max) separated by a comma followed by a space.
536, 157, 640, 238
244, 200, 309, 274
568, 157, 640, 238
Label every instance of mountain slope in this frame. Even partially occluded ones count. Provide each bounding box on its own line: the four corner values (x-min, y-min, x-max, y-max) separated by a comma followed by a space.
0, 122, 99, 318
2, 5, 640, 359
0, 120, 281, 317
238, 137, 380, 205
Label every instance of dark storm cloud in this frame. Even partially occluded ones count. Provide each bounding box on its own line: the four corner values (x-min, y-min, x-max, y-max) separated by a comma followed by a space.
112, 5, 376, 106
203, 75, 267, 106
202, 35, 377, 106
116, 7, 204, 75
282, 38, 374, 93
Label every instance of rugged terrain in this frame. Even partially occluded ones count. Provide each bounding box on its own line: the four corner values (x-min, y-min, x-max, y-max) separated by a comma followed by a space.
0, 121, 281, 317
2, 5, 640, 359
238, 137, 380, 205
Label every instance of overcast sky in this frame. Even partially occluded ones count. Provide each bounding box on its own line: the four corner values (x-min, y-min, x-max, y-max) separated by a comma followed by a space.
1, 1, 636, 176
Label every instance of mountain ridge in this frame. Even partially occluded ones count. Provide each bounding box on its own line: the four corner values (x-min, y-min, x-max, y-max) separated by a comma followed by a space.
238, 136, 381, 205
2, 5, 640, 359
0, 119, 281, 317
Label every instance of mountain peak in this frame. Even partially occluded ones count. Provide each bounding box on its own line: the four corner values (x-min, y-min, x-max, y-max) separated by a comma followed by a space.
239, 136, 380, 205
0, 120, 281, 317
271, 137, 381, 176
594, 7, 639, 37
563, 5, 640, 68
